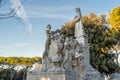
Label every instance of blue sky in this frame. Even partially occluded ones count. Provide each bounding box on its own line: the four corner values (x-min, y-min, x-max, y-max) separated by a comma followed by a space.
0, 0, 120, 57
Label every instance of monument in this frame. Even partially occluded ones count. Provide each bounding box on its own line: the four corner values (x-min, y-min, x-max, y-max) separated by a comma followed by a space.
73, 8, 101, 80
27, 8, 101, 80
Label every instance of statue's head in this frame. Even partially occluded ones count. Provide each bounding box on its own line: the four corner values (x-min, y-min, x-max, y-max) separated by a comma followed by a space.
75, 8, 80, 13
47, 24, 51, 30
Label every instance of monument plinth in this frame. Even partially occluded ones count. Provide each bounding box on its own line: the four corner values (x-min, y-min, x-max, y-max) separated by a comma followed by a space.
27, 8, 101, 80
27, 71, 76, 80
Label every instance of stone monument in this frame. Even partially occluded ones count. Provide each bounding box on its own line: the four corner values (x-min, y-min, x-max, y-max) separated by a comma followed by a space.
73, 8, 101, 80
26, 8, 101, 80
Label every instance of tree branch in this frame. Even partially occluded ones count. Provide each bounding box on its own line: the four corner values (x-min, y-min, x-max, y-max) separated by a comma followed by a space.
0, 0, 25, 19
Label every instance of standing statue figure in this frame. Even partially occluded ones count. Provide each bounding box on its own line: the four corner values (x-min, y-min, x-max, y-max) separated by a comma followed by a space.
62, 37, 81, 70
42, 24, 52, 64
69, 37, 78, 68
74, 8, 84, 38
61, 37, 70, 68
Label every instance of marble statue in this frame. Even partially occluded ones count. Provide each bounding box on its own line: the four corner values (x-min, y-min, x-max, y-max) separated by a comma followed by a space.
27, 8, 102, 80
61, 37, 70, 68
41, 24, 52, 69
74, 8, 101, 80
74, 8, 84, 38
68, 38, 77, 68
43, 24, 51, 58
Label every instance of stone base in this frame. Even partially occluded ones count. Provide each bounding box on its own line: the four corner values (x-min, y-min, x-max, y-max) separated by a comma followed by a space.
86, 67, 101, 80
27, 71, 76, 80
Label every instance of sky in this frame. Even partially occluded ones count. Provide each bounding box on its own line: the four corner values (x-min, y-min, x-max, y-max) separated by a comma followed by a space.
0, 0, 120, 57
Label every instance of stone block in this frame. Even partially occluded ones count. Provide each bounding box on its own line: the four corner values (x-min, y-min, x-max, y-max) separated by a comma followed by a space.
27, 71, 76, 80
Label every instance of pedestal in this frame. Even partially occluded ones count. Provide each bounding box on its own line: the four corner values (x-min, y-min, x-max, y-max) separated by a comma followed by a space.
27, 71, 76, 80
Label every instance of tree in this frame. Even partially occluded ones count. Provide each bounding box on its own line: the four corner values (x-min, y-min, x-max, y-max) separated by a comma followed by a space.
0, 56, 42, 80
82, 13, 120, 74
0, 0, 25, 19
60, 21, 75, 38
61, 13, 120, 75
107, 7, 120, 68
108, 6, 120, 32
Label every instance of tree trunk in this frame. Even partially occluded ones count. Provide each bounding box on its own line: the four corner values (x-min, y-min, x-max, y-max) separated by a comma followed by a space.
23, 67, 28, 80
10, 68, 13, 80
10, 66, 15, 80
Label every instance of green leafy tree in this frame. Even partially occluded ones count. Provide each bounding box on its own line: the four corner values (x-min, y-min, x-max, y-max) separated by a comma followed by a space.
107, 7, 120, 71
61, 21, 75, 38
61, 13, 120, 75
0, 56, 42, 80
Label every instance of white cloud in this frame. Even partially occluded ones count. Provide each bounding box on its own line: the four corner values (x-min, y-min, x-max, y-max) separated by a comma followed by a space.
0, 43, 31, 50
26, 6, 75, 12
25, 6, 75, 20
10, 0, 32, 32
25, 5, 110, 20
14, 43, 30, 48
28, 12, 73, 20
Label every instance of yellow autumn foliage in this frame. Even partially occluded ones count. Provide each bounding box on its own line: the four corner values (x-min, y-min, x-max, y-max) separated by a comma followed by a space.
64, 20, 75, 30
0, 56, 41, 67
82, 13, 106, 28
108, 6, 120, 32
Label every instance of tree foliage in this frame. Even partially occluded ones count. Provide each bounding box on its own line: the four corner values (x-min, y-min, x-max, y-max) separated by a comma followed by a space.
107, 6, 120, 45
108, 6, 120, 32
61, 13, 120, 74
82, 13, 119, 74
0, 56, 42, 67
0, 56, 42, 80
0, 0, 26, 19
61, 21, 75, 38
